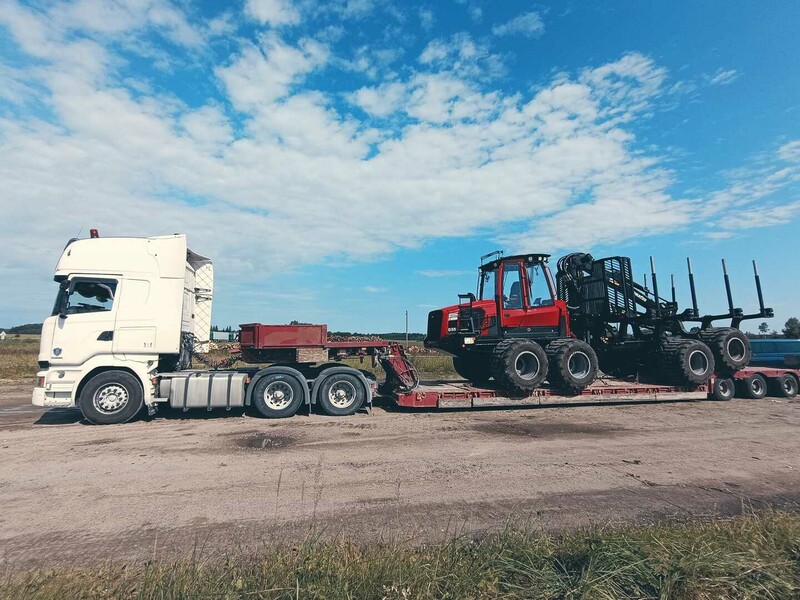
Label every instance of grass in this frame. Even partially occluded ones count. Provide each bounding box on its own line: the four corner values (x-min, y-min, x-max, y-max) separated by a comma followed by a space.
0, 336, 40, 380
2, 511, 798, 599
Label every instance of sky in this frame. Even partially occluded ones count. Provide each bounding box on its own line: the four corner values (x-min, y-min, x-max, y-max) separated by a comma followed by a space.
0, 0, 798, 333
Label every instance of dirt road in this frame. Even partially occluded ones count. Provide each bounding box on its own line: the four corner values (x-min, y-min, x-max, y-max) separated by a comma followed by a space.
1, 379, 798, 566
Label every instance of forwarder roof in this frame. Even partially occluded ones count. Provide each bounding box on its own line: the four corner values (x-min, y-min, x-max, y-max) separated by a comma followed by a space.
480, 253, 551, 271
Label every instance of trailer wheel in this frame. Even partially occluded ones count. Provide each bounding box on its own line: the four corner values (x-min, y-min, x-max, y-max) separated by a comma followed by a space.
317, 373, 366, 416
452, 354, 492, 384
659, 338, 715, 386
770, 373, 798, 399
252, 373, 304, 418
738, 373, 768, 400
711, 377, 735, 401
546, 339, 598, 394
490, 339, 548, 394
698, 327, 751, 373
79, 370, 144, 425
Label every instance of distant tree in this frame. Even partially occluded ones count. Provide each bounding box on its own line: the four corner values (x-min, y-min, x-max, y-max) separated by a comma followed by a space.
784, 317, 800, 339
758, 322, 770, 337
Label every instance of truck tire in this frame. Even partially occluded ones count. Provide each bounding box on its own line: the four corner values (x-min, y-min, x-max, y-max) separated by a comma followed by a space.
546, 339, 598, 394
771, 373, 798, 399
79, 370, 144, 425
452, 354, 492, 384
698, 327, 751, 373
317, 372, 366, 416
738, 373, 767, 400
490, 339, 548, 394
658, 338, 715, 387
711, 377, 735, 401
252, 373, 304, 418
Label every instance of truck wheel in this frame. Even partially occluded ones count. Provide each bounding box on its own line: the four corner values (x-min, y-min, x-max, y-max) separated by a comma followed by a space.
659, 338, 715, 386
737, 373, 767, 400
546, 339, 598, 394
490, 339, 548, 394
711, 377, 735, 401
317, 373, 366, 416
79, 370, 144, 425
252, 373, 304, 418
770, 373, 797, 399
698, 327, 751, 373
452, 354, 492, 384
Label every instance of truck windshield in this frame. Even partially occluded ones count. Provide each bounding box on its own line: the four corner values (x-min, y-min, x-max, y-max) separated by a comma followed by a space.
52, 279, 118, 316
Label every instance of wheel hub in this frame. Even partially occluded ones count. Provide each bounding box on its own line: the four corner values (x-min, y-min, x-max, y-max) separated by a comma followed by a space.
514, 351, 540, 380
567, 351, 591, 379
329, 381, 357, 408
264, 381, 293, 410
93, 384, 129, 414
688, 350, 709, 376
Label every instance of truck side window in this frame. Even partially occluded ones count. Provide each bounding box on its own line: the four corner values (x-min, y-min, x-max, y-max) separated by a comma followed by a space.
502, 264, 523, 309
65, 279, 118, 315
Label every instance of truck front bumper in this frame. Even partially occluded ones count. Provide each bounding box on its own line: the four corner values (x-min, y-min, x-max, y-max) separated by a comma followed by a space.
32, 386, 74, 407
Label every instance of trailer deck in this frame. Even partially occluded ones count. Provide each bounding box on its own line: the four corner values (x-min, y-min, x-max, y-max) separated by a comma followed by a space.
391, 378, 709, 409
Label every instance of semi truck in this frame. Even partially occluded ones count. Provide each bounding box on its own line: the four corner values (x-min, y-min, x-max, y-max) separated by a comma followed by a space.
31, 231, 798, 425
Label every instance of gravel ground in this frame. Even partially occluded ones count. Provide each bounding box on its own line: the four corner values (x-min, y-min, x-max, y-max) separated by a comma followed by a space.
0, 379, 798, 566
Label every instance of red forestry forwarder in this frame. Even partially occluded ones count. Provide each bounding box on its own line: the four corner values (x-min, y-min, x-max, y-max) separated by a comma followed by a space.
424, 250, 788, 400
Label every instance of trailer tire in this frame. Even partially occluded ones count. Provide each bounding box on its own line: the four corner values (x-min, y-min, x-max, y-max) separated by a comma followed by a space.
658, 338, 715, 386
698, 327, 751, 373
79, 370, 144, 425
252, 373, 304, 418
770, 373, 798, 399
452, 354, 492, 384
545, 339, 598, 394
490, 339, 548, 394
738, 373, 768, 400
317, 372, 366, 416
711, 377, 735, 401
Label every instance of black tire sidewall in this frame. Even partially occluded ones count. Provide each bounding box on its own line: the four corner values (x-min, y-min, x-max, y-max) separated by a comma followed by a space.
252, 373, 304, 418
774, 374, 798, 398
712, 377, 735, 401
79, 371, 144, 425
742, 374, 767, 400
318, 373, 366, 416
495, 340, 548, 391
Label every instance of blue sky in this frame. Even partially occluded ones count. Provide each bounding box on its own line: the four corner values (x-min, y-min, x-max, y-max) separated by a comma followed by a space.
0, 0, 798, 333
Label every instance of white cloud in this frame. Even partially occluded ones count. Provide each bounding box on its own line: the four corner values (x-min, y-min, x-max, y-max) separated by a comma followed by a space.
244, 0, 300, 26
419, 7, 435, 31
778, 140, 800, 162
419, 33, 504, 79
216, 33, 328, 110
492, 11, 545, 38
363, 286, 388, 293
708, 68, 738, 86
350, 82, 407, 117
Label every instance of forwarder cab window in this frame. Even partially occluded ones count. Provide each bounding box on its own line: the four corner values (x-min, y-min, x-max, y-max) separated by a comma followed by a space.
502, 264, 523, 309
65, 279, 117, 315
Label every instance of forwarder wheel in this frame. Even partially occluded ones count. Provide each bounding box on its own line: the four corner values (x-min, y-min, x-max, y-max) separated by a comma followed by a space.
490, 339, 548, 394
452, 354, 492, 384
252, 373, 304, 418
738, 373, 768, 400
79, 370, 144, 425
658, 338, 715, 387
711, 377, 735, 401
545, 339, 598, 394
771, 373, 798, 399
317, 373, 366, 416
698, 327, 751, 373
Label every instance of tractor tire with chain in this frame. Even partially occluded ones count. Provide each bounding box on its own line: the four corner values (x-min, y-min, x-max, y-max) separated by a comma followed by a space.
657, 338, 715, 387
698, 327, 751, 373
452, 354, 492, 384
545, 339, 599, 394
490, 339, 548, 394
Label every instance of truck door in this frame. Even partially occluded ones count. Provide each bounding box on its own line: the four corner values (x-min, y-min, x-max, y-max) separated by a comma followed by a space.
498, 261, 560, 339
49, 277, 119, 367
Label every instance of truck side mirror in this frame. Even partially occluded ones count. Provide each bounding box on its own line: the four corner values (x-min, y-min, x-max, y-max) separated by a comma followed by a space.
57, 280, 69, 319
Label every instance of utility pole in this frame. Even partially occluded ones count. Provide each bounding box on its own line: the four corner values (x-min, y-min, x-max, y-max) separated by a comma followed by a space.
405, 310, 409, 347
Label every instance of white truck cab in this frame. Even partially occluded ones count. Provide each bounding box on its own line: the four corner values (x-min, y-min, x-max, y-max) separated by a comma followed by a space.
32, 232, 213, 423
